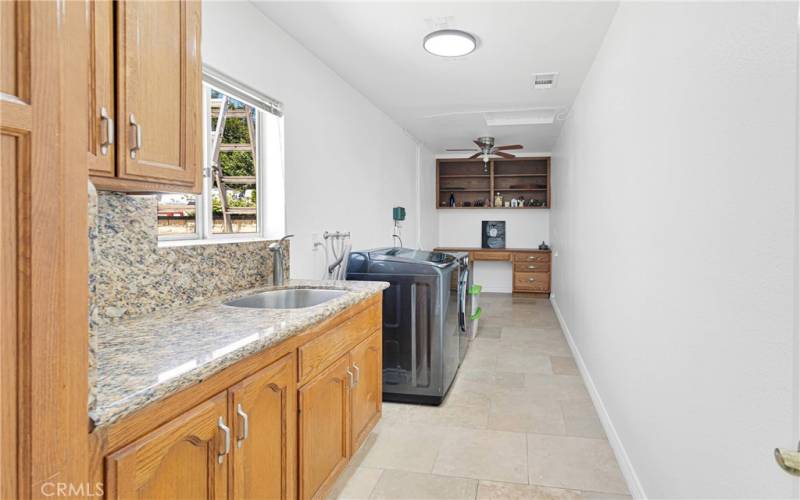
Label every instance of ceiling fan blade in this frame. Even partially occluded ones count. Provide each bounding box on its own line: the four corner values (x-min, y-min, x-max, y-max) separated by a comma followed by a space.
468, 152, 482, 159
446, 148, 479, 152
494, 151, 515, 159
495, 144, 523, 151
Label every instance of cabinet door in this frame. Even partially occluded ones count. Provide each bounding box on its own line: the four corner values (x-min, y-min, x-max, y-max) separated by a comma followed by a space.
229, 354, 296, 500
350, 330, 382, 451
105, 393, 229, 499
115, 0, 202, 191
87, 0, 115, 177
298, 355, 351, 500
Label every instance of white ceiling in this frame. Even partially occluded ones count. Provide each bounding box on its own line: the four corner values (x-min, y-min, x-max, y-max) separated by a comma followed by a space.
252, 1, 619, 154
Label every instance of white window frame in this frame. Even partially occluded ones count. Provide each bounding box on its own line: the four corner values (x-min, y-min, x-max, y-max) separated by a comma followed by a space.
159, 69, 282, 244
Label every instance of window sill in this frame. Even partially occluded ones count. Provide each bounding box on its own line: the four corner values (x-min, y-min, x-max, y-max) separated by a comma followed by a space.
158, 236, 270, 249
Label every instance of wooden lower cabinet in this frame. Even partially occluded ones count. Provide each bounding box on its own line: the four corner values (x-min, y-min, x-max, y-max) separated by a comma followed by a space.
105, 392, 229, 499
299, 355, 351, 500
229, 354, 296, 500
350, 331, 382, 451
99, 298, 383, 500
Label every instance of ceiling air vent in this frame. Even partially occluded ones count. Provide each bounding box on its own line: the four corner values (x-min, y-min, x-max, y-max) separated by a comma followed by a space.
533, 72, 559, 90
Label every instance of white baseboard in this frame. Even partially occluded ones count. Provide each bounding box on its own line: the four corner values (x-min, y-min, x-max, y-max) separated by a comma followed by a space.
550, 297, 647, 500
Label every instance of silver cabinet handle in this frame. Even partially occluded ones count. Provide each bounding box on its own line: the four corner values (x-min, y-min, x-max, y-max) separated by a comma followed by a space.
527, 256, 535, 260
99, 106, 114, 155
775, 443, 800, 476
236, 403, 249, 448
352, 364, 360, 387
217, 416, 230, 464
528, 278, 535, 282
528, 265, 536, 269
346, 368, 355, 389
129, 113, 142, 159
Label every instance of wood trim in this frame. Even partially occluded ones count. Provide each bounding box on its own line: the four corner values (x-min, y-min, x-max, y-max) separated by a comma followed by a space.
0, 1, 91, 497
90, 174, 203, 194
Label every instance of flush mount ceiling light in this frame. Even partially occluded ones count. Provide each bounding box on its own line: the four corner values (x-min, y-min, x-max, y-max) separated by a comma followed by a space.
423, 29, 477, 57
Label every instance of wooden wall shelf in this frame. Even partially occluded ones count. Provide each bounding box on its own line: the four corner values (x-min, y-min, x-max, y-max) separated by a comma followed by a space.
436, 157, 551, 209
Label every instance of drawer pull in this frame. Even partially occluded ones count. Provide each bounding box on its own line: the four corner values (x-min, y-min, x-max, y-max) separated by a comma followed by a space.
352, 363, 360, 387
528, 265, 536, 269
527, 256, 535, 260
99, 106, 114, 155
528, 278, 535, 282
346, 368, 355, 389
129, 113, 142, 159
217, 417, 230, 464
236, 403, 249, 448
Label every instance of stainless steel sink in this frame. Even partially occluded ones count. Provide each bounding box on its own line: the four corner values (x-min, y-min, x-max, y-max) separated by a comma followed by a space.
224, 288, 347, 309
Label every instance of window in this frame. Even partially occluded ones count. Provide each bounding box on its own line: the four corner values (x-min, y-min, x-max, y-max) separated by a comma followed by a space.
158, 67, 285, 243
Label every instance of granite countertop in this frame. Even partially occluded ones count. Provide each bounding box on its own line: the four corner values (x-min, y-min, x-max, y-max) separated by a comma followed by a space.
91, 279, 389, 428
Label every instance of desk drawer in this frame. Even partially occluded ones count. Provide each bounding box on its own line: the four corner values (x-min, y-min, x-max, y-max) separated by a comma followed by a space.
514, 262, 550, 273
472, 251, 511, 261
513, 252, 551, 264
514, 272, 550, 292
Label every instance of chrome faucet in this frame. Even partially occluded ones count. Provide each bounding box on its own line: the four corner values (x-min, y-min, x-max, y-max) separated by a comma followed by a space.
268, 234, 293, 286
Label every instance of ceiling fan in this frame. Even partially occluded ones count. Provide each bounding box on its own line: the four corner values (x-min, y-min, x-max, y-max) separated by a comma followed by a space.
446, 136, 523, 171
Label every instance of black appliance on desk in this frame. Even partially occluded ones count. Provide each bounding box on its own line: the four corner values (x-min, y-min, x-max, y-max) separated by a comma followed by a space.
346, 248, 471, 405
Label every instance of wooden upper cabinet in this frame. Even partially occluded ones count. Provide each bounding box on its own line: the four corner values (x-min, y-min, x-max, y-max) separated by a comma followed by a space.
87, 0, 115, 177
299, 355, 351, 500
229, 354, 297, 500
350, 331, 382, 451
116, 0, 202, 190
90, 0, 203, 193
105, 392, 229, 499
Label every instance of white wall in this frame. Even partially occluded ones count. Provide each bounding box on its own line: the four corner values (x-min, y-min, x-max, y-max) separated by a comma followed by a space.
203, 1, 432, 278
417, 146, 438, 250
550, 3, 798, 499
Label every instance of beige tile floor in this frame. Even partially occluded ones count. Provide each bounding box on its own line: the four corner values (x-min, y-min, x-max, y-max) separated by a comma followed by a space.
328, 293, 630, 500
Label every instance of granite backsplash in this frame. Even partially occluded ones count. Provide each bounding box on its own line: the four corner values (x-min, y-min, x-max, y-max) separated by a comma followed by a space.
88, 186, 287, 412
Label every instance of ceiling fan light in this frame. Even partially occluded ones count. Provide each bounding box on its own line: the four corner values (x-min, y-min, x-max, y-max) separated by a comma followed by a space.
423, 29, 477, 57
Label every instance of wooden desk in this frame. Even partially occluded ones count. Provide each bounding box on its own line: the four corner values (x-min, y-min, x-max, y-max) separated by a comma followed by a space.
435, 247, 552, 295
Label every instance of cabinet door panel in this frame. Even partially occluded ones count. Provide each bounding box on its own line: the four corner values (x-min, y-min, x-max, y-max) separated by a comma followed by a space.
87, 0, 115, 176
299, 355, 350, 500
350, 330, 382, 451
230, 354, 296, 500
116, 0, 201, 190
105, 393, 228, 500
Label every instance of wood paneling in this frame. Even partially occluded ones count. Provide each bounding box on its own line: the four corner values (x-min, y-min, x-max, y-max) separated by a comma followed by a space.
1, 132, 20, 500
298, 303, 380, 385
350, 331, 382, 452
115, 0, 202, 191
87, 0, 116, 177
105, 393, 228, 499
299, 355, 351, 500
230, 354, 296, 500
1, 1, 89, 497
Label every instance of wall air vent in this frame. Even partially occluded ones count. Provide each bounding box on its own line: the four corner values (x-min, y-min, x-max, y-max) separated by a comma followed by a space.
533, 72, 559, 90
